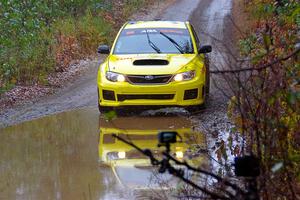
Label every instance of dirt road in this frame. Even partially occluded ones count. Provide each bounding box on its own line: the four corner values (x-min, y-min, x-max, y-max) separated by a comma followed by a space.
0, 0, 237, 199
0, 0, 234, 128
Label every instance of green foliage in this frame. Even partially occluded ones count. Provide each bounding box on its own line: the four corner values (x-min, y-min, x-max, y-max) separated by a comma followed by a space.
251, 3, 275, 19
0, 0, 152, 93
52, 11, 112, 56
124, 0, 146, 15
103, 111, 117, 121
0, 0, 104, 91
239, 34, 257, 55
277, 1, 300, 26
74, 11, 112, 53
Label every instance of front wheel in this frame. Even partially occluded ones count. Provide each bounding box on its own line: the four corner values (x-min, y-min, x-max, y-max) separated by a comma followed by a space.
186, 86, 207, 113
98, 103, 113, 113
205, 54, 210, 98
187, 103, 206, 113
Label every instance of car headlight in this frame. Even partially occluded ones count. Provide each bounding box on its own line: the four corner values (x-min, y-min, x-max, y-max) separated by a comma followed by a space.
107, 151, 126, 160
175, 151, 184, 159
173, 70, 195, 82
106, 71, 126, 82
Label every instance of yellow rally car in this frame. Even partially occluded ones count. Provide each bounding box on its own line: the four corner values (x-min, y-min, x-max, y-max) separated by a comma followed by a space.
98, 116, 207, 189
97, 21, 212, 112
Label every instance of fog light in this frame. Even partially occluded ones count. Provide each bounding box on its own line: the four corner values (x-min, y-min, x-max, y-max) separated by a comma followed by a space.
184, 88, 198, 100
103, 90, 115, 101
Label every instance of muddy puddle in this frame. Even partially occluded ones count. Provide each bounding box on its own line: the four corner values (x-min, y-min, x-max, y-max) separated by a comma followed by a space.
0, 109, 206, 200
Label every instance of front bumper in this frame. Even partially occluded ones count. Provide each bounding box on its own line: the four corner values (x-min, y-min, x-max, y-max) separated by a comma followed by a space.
98, 78, 205, 107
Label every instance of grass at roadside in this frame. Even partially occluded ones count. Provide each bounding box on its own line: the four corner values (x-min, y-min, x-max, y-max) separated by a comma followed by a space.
0, 0, 159, 94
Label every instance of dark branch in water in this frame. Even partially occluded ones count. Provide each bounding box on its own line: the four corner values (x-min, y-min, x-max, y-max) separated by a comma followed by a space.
163, 152, 245, 195
112, 134, 242, 200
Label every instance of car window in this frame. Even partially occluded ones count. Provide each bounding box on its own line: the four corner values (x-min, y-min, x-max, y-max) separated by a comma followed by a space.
113, 28, 194, 54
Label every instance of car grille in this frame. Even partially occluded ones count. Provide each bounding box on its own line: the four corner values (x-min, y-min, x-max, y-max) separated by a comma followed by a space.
126, 75, 173, 84
117, 94, 175, 101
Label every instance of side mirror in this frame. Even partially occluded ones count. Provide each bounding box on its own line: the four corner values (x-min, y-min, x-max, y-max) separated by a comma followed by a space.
198, 45, 212, 54
98, 45, 110, 54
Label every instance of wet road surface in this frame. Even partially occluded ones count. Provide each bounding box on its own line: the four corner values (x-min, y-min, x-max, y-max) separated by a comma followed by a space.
0, 109, 101, 200
0, 109, 206, 200
0, 0, 235, 199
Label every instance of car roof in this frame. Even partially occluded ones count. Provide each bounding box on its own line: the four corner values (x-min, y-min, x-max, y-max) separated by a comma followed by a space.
123, 21, 188, 29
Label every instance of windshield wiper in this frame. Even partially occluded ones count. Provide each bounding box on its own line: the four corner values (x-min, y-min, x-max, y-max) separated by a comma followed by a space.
159, 31, 184, 54
145, 30, 161, 53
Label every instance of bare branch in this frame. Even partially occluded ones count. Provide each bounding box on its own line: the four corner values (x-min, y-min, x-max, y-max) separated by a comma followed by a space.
163, 152, 246, 195
210, 48, 300, 74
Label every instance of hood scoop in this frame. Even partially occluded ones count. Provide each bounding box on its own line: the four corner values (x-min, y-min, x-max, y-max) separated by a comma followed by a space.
133, 59, 169, 66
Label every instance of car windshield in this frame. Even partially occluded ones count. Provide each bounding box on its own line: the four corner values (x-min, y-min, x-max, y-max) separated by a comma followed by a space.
113, 28, 194, 54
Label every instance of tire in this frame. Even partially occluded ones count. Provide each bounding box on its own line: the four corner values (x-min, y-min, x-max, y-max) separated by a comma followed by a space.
187, 56, 210, 113
199, 96, 207, 109
187, 103, 205, 113
189, 55, 210, 112
98, 103, 113, 113
187, 89, 206, 113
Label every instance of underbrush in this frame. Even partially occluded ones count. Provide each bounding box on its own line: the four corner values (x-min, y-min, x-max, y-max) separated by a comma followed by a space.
53, 12, 112, 71
228, 0, 300, 199
0, 0, 159, 94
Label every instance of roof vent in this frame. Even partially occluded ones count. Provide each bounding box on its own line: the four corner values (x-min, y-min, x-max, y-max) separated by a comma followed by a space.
133, 59, 169, 66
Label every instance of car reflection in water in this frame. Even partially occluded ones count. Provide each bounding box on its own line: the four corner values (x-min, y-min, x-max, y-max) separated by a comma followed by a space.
98, 116, 207, 191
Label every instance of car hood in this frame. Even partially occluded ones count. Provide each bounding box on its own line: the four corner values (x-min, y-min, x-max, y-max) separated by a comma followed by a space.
107, 54, 196, 75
